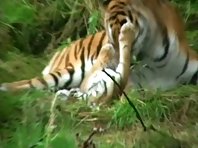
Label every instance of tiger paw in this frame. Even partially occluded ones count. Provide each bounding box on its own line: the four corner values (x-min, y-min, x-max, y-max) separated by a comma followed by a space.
69, 88, 81, 96
100, 43, 115, 61
56, 88, 89, 102
119, 18, 136, 43
69, 88, 88, 101
55, 89, 70, 100
101, 43, 114, 53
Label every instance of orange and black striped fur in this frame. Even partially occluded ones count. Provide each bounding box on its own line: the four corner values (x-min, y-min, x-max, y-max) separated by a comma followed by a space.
57, 21, 135, 106
103, 0, 198, 90
0, 31, 109, 91
0, 14, 136, 106
0, 0, 197, 98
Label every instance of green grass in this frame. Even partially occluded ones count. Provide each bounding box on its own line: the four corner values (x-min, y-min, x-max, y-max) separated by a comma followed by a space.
0, 85, 197, 147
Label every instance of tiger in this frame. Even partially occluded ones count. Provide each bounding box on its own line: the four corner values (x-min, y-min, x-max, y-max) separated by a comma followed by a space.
0, 0, 197, 99
56, 19, 135, 106
0, 16, 136, 106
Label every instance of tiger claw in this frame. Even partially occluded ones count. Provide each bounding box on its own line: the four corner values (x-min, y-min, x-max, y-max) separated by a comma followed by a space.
55, 89, 71, 101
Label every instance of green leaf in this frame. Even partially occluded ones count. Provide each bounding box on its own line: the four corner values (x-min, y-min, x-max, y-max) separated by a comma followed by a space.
0, 1, 35, 24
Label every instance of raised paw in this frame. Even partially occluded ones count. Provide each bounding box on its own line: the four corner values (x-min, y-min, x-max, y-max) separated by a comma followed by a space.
96, 43, 115, 68
119, 17, 136, 42
101, 43, 114, 51
100, 43, 115, 58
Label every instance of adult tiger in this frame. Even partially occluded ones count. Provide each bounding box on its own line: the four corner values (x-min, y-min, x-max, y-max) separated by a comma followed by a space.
0, 18, 136, 107
56, 20, 135, 106
0, 0, 197, 95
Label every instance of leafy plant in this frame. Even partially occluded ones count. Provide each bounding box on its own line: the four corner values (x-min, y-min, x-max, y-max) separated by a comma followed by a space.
0, 0, 198, 147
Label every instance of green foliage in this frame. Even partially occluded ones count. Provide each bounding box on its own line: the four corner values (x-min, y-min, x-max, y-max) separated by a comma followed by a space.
110, 91, 171, 128
0, 0, 36, 24
49, 131, 76, 148
0, 0, 198, 147
134, 129, 191, 148
87, 10, 102, 34
0, 0, 102, 55
118, 86, 197, 126
171, 0, 198, 20
186, 30, 198, 52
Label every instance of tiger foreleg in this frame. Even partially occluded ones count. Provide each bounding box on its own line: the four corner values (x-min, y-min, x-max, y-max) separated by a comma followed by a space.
115, 17, 137, 87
